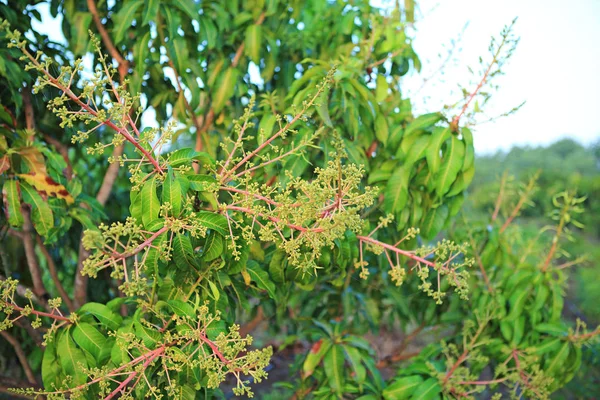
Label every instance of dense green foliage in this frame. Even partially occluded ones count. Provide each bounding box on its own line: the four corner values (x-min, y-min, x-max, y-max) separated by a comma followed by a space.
0, 1, 598, 399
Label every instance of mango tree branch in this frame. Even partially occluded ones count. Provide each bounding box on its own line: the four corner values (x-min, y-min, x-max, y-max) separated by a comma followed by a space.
0, 330, 37, 385
35, 236, 75, 312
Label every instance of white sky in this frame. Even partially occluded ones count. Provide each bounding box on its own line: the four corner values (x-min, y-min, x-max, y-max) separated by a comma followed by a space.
29, 0, 600, 154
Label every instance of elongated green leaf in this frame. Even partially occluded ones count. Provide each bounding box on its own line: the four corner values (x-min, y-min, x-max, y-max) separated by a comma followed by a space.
383, 375, 423, 400
411, 378, 441, 400
324, 344, 345, 395
72, 322, 106, 360
258, 114, 276, 145
41, 337, 61, 389
162, 167, 183, 216
142, 0, 160, 26
57, 328, 88, 386
532, 338, 562, 355
383, 167, 410, 215
211, 67, 239, 113
167, 299, 195, 319
421, 204, 448, 240
141, 177, 160, 227
169, 148, 214, 168
375, 114, 389, 146
78, 302, 123, 331
187, 174, 217, 191
435, 136, 465, 197
113, 0, 143, 44
268, 250, 286, 283
202, 232, 224, 261
195, 211, 228, 236
547, 342, 570, 375
405, 113, 442, 137
168, 36, 189, 75
507, 288, 529, 321
343, 345, 366, 384
172, 234, 198, 270
404, 134, 430, 166
173, 0, 198, 20
245, 24, 262, 64
461, 127, 474, 171
246, 261, 276, 299
134, 320, 160, 349
534, 322, 568, 336
70, 12, 92, 55
3, 180, 23, 227
426, 127, 451, 174
20, 182, 53, 236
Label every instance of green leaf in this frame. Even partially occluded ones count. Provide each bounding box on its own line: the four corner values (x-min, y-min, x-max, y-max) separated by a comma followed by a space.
72, 322, 106, 360
507, 288, 529, 321
187, 174, 217, 191
375, 114, 389, 146
268, 250, 286, 283
168, 37, 189, 75
383, 167, 410, 215
343, 345, 366, 384
141, 177, 160, 228
20, 182, 53, 236
202, 232, 224, 261
421, 204, 449, 240
532, 338, 562, 355
3, 180, 23, 227
57, 328, 88, 386
246, 261, 276, 299
461, 127, 474, 171
195, 211, 228, 236
534, 322, 568, 336
173, 0, 198, 20
404, 134, 430, 166
258, 114, 276, 145
169, 148, 214, 168
167, 299, 196, 319
426, 127, 451, 174
41, 338, 60, 389
172, 234, 198, 270
113, 0, 144, 44
382, 375, 423, 400
410, 378, 441, 400
142, 0, 160, 26
546, 342, 570, 375
70, 12, 92, 55
211, 67, 239, 114
78, 302, 123, 331
405, 113, 442, 137
162, 167, 183, 216
245, 24, 262, 64
324, 344, 345, 395
435, 136, 465, 197
134, 320, 160, 349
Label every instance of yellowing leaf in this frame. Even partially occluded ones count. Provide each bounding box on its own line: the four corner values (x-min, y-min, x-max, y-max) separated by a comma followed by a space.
17, 173, 74, 204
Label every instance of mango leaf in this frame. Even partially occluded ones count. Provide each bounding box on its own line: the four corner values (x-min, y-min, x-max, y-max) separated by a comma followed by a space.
383, 375, 423, 400
411, 378, 441, 400
0, 155, 10, 174
426, 127, 451, 174
303, 338, 332, 377
375, 114, 389, 146
404, 113, 442, 137
343, 345, 366, 384
172, 234, 198, 270
78, 302, 123, 331
134, 320, 160, 349
70, 12, 92, 55
141, 177, 160, 227
187, 174, 217, 191
2, 180, 23, 227
268, 250, 286, 283
324, 344, 345, 395
245, 24, 262, 64
57, 328, 88, 386
383, 166, 410, 215
173, 0, 198, 20
421, 204, 448, 240
167, 299, 196, 319
258, 114, 276, 145
404, 134, 430, 166
246, 261, 276, 299
41, 337, 61, 388
72, 322, 106, 360
168, 148, 214, 168
461, 127, 474, 171
435, 136, 465, 197
20, 182, 53, 236
168, 37, 189, 75
113, 0, 143, 44
142, 0, 160, 26
162, 167, 183, 216
195, 211, 228, 236
202, 232, 224, 261
17, 173, 74, 204
211, 67, 239, 114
